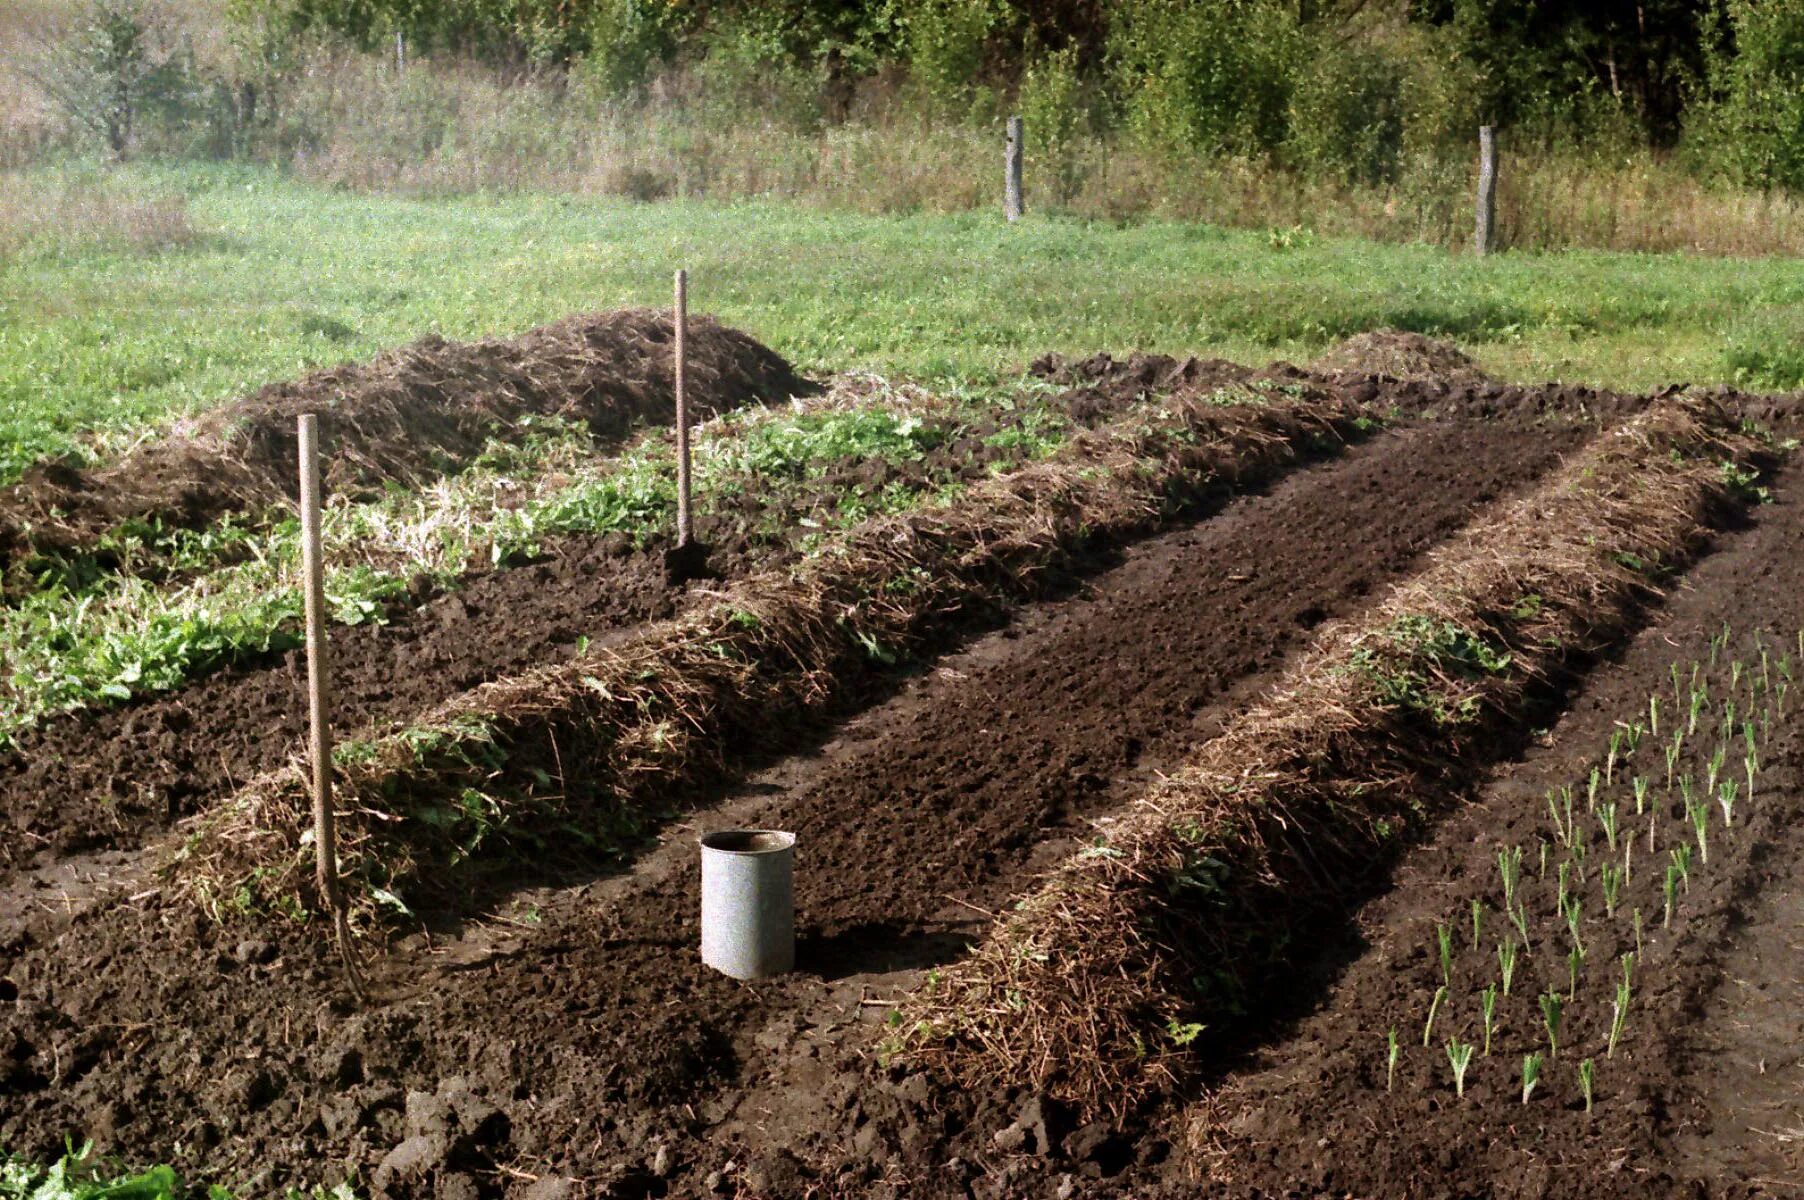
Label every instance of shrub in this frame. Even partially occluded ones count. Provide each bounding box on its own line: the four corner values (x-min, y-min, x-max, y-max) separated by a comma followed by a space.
1109, 0, 1306, 159
900, 0, 1013, 121
20, 0, 196, 157
1690, 0, 1804, 191
1018, 44, 1091, 203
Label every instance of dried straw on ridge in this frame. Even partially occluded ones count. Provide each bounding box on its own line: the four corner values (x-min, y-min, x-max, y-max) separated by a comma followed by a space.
171, 386, 1369, 922
895, 395, 1766, 1115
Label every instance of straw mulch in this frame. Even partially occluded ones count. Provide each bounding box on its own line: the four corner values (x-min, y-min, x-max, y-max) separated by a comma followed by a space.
171, 388, 1368, 923
894, 396, 1766, 1115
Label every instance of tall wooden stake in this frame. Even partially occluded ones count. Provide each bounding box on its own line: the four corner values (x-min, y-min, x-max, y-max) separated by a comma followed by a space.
1475, 125, 1497, 257
1005, 115, 1024, 222
674, 268, 692, 548
299, 414, 361, 996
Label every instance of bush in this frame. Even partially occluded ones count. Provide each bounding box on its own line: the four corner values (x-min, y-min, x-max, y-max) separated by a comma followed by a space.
20, 0, 197, 157
1285, 38, 1406, 185
1285, 24, 1481, 186
901, 0, 1013, 121
1690, 0, 1804, 191
1018, 45, 1091, 203
1109, 0, 1305, 159
685, 7, 825, 130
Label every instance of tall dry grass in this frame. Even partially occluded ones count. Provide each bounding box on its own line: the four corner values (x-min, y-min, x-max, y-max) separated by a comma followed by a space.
260, 53, 1804, 256
0, 0, 66, 167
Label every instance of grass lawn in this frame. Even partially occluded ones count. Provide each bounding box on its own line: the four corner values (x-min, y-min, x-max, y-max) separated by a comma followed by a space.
3, 160, 1803, 482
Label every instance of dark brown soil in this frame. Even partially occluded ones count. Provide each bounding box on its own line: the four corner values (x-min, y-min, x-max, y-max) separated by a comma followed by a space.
9, 350, 1800, 1200
0, 415, 1583, 1197
1031, 347, 1656, 424
1180, 455, 1804, 1200
0, 310, 811, 585
0, 379, 1152, 880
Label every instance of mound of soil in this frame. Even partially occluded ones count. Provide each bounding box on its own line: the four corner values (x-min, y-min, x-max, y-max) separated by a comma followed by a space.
1031, 347, 1653, 426
1308, 330, 1484, 381
0, 310, 812, 579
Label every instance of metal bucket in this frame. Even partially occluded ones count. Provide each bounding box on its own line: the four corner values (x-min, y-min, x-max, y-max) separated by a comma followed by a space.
699, 829, 796, 980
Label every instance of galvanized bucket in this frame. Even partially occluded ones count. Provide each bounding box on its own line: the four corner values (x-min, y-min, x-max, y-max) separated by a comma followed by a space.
699, 829, 796, 980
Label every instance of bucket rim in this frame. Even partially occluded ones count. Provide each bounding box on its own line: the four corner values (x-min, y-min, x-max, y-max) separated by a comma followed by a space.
700, 828, 796, 855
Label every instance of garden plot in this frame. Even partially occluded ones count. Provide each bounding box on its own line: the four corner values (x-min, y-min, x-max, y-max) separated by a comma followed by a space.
0, 349, 1210, 876
1192, 455, 1804, 1200
0, 336, 1794, 1200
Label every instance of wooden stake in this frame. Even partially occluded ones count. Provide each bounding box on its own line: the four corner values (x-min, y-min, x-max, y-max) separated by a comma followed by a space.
298, 414, 361, 996
674, 268, 692, 548
1475, 125, 1497, 257
1005, 115, 1024, 222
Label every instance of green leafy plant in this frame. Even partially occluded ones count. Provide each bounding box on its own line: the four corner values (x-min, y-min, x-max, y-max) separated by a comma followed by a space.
1481, 983, 1499, 1056
1717, 779, 1739, 827
1609, 958, 1633, 1058
1547, 788, 1572, 846
1446, 1038, 1475, 1098
1540, 990, 1563, 1058
1436, 922, 1454, 987
1579, 1058, 1596, 1112
1498, 938, 1520, 996
1566, 943, 1584, 1000
1386, 1026, 1400, 1092
1508, 894, 1532, 951
1663, 862, 1680, 928
1424, 985, 1448, 1047
1521, 1052, 1543, 1104
1687, 791, 1711, 864
1562, 896, 1584, 955
1470, 899, 1484, 950
1600, 863, 1623, 917
1497, 844, 1523, 908
1599, 801, 1619, 853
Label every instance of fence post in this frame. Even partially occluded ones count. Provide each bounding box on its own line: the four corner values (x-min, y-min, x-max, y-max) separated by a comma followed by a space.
1005, 115, 1024, 222
299, 414, 361, 997
395, 31, 406, 75
1474, 125, 1497, 257
674, 268, 692, 549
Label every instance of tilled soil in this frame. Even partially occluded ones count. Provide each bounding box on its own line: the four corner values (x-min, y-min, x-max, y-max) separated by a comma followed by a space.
0, 415, 1584, 1196
0, 379, 1167, 879
1185, 456, 1804, 1200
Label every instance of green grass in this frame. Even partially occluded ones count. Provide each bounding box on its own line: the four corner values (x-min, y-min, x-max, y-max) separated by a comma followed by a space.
5, 160, 1804, 483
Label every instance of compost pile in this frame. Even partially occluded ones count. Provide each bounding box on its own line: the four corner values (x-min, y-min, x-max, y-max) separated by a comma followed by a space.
0, 309, 810, 584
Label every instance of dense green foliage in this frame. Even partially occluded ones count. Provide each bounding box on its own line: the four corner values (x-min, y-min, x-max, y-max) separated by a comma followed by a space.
183, 0, 1804, 192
